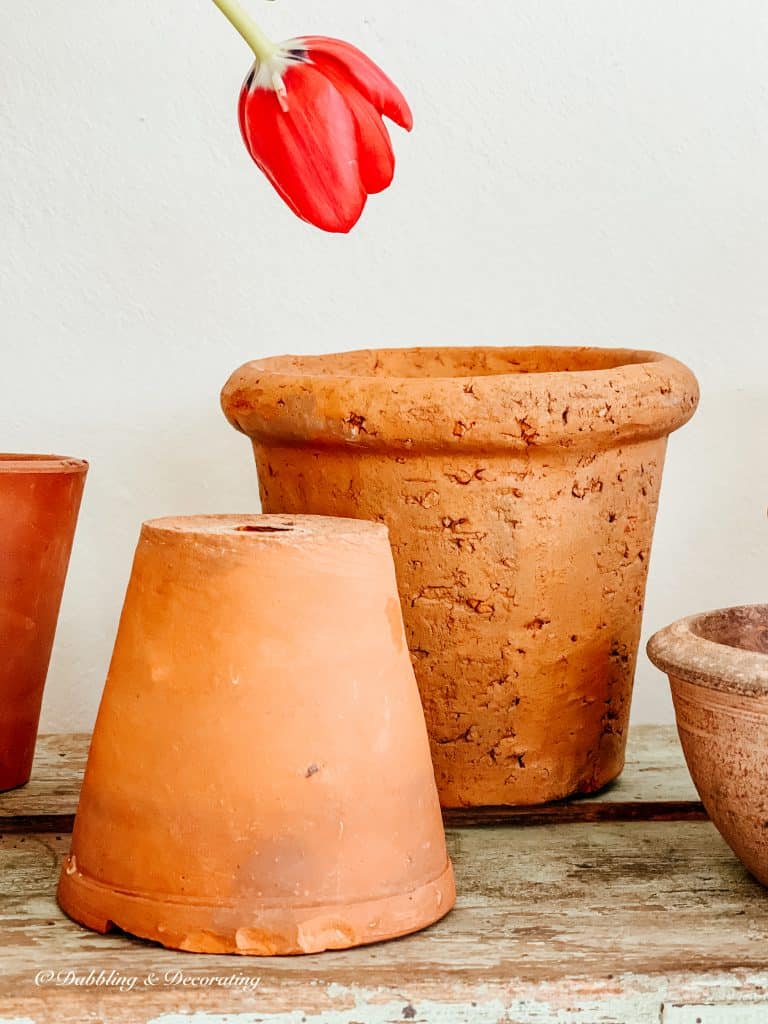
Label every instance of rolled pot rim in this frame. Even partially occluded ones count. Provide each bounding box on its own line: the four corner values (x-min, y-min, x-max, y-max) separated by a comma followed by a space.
0, 454, 89, 475
222, 344, 699, 452
647, 605, 768, 696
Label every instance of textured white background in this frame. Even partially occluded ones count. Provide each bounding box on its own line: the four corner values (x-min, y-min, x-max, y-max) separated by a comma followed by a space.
1, 1, 766, 732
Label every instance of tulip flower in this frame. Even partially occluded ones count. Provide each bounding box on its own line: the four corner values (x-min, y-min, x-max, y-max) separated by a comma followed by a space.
211, 0, 413, 233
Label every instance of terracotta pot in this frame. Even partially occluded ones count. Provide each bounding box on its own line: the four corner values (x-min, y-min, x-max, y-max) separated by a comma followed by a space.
58, 514, 454, 955
222, 345, 699, 807
0, 455, 88, 792
648, 605, 768, 886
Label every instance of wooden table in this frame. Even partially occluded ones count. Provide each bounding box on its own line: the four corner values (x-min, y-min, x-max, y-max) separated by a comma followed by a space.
1, 727, 767, 1023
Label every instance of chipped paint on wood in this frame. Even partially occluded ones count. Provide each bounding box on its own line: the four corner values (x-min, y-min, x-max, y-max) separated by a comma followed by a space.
2, 826, 768, 1019
663, 1007, 768, 1023
1, 730, 766, 1022
145, 997, 652, 1024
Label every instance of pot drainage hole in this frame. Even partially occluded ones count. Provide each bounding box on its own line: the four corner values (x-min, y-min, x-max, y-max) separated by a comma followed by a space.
235, 524, 293, 533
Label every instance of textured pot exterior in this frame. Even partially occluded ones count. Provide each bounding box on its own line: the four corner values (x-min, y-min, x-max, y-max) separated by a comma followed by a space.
224, 348, 704, 802
58, 515, 454, 955
649, 605, 768, 887
0, 455, 88, 792
222, 346, 699, 807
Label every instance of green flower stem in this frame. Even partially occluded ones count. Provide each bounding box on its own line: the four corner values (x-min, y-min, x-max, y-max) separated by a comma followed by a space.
211, 0, 278, 62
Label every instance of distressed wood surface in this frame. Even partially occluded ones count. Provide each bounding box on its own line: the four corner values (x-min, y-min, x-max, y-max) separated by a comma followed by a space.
0, 726, 703, 833
2, 728, 763, 1023
1, 823, 767, 1021
0, 733, 88, 833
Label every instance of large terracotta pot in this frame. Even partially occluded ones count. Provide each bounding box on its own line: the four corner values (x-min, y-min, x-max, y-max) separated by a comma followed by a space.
648, 606, 768, 886
59, 514, 454, 954
0, 454, 88, 792
222, 346, 699, 808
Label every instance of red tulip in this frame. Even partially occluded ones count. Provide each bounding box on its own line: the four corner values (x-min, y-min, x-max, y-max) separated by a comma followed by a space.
212, 1, 413, 233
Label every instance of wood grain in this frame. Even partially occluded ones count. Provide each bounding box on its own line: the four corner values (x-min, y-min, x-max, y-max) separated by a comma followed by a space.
0, 732, 87, 825
2, 727, 755, 1023
0, 726, 704, 833
0, 823, 766, 1021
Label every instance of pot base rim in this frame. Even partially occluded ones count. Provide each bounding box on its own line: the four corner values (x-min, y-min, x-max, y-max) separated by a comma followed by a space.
57, 859, 456, 956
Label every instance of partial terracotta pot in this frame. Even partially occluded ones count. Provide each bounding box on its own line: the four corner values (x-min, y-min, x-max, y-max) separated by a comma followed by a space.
58, 514, 454, 954
648, 605, 768, 886
0, 455, 88, 792
222, 346, 699, 807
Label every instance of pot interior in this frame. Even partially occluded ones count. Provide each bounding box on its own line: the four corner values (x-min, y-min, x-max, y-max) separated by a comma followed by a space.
691, 606, 768, 656
260, 346, 659, 380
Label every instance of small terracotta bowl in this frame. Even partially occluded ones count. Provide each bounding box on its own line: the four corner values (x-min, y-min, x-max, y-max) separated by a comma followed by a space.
648, 605, 768, 885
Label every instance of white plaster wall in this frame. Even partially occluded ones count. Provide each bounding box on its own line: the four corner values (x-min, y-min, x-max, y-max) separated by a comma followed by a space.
1, 0, 766, 732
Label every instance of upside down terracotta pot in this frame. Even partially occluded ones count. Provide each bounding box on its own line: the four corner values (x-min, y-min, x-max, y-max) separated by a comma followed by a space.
222, 346, 699, 807
0, 455, 88, 792
648, 605, 768, 887
58, 514, 454, 954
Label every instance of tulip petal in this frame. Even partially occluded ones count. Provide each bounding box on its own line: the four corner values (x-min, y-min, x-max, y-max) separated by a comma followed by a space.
239, 64, 367, 233
299, 36, 413, 131
317, 65, 395, 194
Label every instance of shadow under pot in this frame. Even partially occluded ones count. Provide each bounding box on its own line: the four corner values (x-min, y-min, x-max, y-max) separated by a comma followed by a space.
221, 345, 699, 808
648, 605, 768, 887
0, 455, 88, 792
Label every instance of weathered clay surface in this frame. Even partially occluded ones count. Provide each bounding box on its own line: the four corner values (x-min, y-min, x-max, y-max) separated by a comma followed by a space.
58, 514, 454, 954
0, 455, 87, 792
648, 605, 768, 886
222, 346, 699, 807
